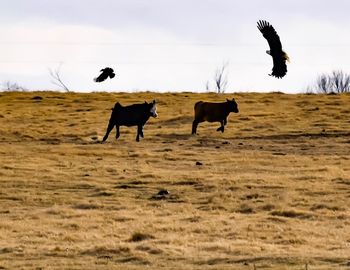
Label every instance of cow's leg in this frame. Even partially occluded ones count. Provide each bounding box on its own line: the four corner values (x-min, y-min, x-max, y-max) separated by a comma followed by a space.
136, 125, 142, 142
216, 121, 225, 133
102, 122, 114, 142
221, 120, 225, 132
115, 126, 120, 139
192, 120, 199, 134
140, 125, 144, 138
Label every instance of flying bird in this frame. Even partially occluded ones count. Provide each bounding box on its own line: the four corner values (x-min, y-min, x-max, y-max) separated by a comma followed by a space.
257, 20, 289, 78
94, 67, 115, 82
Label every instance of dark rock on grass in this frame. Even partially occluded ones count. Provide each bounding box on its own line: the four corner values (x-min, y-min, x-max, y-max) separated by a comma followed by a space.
272, 152, 286, 156
157, 189, 169, 196
196, 161, 203, 166
242, 193, 259, 200
129, 232, 154, 242
151, 189, 170, 200
150, 189, 184, 203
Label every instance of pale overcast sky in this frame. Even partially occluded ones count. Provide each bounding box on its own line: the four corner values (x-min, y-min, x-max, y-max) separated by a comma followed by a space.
1, 0, 350, 93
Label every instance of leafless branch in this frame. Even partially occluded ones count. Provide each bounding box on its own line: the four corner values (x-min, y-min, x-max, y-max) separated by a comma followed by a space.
48, 64, 70, 92
214, 61, 229, 93
205, 80, 210, 92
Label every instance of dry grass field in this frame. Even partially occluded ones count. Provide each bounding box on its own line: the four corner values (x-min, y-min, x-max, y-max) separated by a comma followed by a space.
0, 91, 349, 269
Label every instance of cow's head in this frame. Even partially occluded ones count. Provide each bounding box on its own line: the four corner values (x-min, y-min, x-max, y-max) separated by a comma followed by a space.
227, 98, 239, 113
146, 100, 158, 118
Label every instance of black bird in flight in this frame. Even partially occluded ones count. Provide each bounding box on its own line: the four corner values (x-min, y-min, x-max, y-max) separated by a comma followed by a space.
94, 67, 115, 82
257, 20, 289, 78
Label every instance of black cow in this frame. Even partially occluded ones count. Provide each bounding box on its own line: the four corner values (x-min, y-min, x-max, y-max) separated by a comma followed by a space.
102, 100, 158, 142
192, 98, 239, 134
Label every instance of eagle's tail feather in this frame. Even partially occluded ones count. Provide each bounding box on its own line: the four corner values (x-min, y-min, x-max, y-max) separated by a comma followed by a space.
283, 52, 290, 63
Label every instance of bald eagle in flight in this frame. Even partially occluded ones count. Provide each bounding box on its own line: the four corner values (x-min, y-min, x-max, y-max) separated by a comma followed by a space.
94, 67, 115, 82
257, 20, 289, 78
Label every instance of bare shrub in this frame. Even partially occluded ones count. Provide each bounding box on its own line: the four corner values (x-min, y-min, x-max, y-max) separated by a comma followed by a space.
331, 70, 350, 93
309, 70, 350, 94
2, 81, 27, 91
316, 74, 331, 94
206, 61, 229, 93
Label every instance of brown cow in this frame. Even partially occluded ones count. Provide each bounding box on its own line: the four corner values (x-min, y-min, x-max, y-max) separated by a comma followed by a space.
191, 98, 239, 134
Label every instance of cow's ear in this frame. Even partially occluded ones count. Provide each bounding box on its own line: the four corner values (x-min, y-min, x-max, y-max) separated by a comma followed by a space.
144, 101, 148, 104
226, 98, 230, 102
153, 99, 156, 104
232, 98, 235, 101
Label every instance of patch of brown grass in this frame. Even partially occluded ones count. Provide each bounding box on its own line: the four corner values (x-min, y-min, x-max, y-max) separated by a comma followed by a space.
0, 91, 349, 269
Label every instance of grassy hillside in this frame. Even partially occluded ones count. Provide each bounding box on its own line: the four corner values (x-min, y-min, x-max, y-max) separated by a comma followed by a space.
0, 91, 349, 269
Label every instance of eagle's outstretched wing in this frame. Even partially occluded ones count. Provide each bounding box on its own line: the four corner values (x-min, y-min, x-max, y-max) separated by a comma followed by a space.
257, 20, 288, 78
